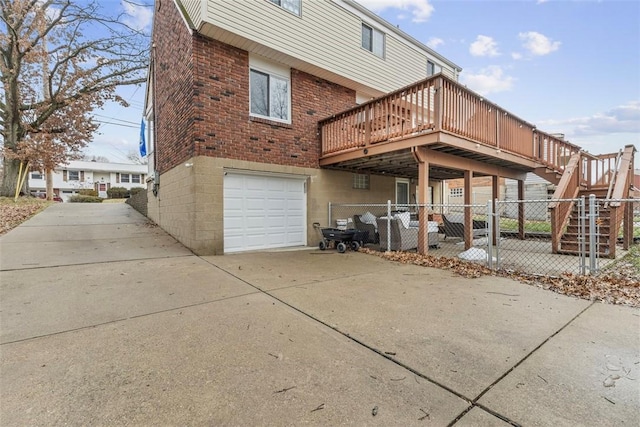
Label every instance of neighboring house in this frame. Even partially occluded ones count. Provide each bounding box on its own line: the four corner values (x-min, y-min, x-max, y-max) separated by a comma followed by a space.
146, 0, 461, 255
29, 160, 147, 202
445, 176, 507, 206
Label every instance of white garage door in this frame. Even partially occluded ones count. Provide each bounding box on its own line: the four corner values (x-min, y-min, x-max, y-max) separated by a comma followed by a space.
224, 172, 306, 253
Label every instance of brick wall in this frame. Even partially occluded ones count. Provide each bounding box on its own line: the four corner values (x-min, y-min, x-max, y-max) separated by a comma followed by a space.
154, 1, 357, 173
191, 36, 356, 169
152, 0, 195, 173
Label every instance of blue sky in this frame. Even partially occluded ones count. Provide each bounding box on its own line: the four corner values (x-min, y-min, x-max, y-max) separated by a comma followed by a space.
89, 0, 639, 168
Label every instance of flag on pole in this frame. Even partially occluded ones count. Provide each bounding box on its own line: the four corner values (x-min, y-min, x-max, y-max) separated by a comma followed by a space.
139, 118, 147, 157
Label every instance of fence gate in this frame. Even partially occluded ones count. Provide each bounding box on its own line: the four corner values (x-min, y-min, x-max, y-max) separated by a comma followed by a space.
494, 198, 590, 277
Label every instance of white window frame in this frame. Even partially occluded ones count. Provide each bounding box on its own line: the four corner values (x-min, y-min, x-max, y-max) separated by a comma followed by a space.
68, 170, 79, 181
427, 60, 442, 77
395, 178, 410, 206
121, 173, 130, 183
31, 171, 43, 180
131, 174, 141, 184
361, 23, 385, 58
267, 0, 301, 16
249, 56, 291, 124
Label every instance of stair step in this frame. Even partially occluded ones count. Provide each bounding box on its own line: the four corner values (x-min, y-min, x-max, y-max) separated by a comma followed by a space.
561, 235, 609, 243
556, 249, 614, 258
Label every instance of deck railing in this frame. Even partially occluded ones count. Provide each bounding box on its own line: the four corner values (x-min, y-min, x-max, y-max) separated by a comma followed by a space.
319, 74, 582, 175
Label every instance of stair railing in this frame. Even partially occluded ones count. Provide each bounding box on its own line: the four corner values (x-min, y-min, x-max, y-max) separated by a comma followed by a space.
604, 149, 623, 208
549, 152, 582, 253
606, 145, 636, 254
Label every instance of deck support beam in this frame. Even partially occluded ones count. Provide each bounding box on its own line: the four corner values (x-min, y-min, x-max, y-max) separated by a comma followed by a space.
413, 147, 430, 255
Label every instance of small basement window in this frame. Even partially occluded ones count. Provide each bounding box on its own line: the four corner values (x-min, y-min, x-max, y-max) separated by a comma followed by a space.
353, 173, 370, 190
450, 188, 463, 197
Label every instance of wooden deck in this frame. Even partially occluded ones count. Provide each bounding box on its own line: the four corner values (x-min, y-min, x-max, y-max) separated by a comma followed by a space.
319, 74, 582, 181
318, 74, 636, 256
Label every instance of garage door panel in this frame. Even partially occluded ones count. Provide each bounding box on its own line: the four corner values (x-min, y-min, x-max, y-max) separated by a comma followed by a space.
224, 173, 306, 253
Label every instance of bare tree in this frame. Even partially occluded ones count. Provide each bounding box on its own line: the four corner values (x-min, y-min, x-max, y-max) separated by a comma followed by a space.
0, 0, 150, 197
82, 154, 110, 163
126, 149, 147, 165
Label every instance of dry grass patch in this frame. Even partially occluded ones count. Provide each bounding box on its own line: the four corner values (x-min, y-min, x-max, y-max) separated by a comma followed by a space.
0, 197, 52, 235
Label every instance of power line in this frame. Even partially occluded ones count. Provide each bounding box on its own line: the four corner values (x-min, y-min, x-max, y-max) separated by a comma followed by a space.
95, 120, 139, 129
94, 114, 140, 126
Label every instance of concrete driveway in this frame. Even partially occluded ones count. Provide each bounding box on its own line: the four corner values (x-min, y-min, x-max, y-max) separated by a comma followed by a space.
1, 203, 638, 426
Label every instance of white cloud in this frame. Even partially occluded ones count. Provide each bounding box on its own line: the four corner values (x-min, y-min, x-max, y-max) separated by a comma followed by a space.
537, 0, 549, 4
469, 35, 500, 57
355, 0, 435, 22
460, 66, 515, 95
519, 31, 560, 56
511, 52, 523, 60
539, 101, 640, 137
426, 37, 444, 49
121, 0, 153, 31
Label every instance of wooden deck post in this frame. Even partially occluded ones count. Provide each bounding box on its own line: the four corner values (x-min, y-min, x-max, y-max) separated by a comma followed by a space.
417, 157, 430, 255
413, 147, 430, 255
623, 199, 633, 250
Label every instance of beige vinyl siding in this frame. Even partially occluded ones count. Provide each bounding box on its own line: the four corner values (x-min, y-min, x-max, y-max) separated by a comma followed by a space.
198, 0, 455, 95
178, 0, 202, 29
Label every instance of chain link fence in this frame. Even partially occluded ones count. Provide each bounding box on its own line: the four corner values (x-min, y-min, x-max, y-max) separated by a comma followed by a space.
326, 197, 639, 277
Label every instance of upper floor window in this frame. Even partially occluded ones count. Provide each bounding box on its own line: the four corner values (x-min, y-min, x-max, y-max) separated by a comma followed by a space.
362, 23, 384, 58
267, 0, 300, 16
427, 60, 442, 76
250, 69, 290, 123
121, 173, 130, 183
68, 170, 79, 181
31, 172, 43, 180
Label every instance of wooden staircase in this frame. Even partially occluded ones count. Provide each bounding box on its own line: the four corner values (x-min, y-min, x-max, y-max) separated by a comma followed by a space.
557, 192, 613, 257
550, 145, 636, 259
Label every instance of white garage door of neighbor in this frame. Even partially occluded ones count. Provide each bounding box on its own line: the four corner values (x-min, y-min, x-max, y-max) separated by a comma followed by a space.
224, 173, 306, 253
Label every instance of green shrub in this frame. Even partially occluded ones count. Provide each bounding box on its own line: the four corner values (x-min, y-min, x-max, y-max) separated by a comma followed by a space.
129, 187, 145, 195
69, 195, 103, 203
107, 186, 129, 199
78, 189, 98, 197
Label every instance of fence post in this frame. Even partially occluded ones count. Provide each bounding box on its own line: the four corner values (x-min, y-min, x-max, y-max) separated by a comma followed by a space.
588, 194, 597, 274
491, 197, 501, 270
579, 196, 586, 275
386, 200, 392, 252
487, 200, 493, 270
328, 202, 332, 229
